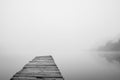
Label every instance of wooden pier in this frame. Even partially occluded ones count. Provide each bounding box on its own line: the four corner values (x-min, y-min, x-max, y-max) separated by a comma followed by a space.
10, 56, 64, 80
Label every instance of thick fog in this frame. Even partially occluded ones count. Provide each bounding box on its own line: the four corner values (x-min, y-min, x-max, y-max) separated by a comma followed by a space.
0, 0, 120, 80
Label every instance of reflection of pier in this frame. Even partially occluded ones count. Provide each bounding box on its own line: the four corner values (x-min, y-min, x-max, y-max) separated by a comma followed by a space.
10, 56, 64, 80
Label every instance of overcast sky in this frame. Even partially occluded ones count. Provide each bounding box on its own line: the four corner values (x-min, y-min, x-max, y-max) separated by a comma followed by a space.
0, 0, 120, 80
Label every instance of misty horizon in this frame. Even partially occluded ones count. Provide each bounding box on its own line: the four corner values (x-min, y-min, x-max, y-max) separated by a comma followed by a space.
1, 0, 120, 80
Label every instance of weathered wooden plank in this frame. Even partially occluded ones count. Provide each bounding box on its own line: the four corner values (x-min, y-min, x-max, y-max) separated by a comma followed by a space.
23, 65, 58, 68
24, 64, 56, 67
11, 77, 37, 80
11, 77, 64, 80
29, 60, 55, 63
14, 72, 62, 78
19, 67, 59, 73
25, 63, 56, 66
17, 70, 61, 74
28, 61, 55, 65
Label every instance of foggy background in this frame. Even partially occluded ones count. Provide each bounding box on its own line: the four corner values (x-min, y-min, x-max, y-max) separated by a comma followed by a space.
0, 0, 120, 80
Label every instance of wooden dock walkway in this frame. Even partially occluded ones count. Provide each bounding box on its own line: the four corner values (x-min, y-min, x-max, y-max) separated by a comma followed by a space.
10, 56, 64, 80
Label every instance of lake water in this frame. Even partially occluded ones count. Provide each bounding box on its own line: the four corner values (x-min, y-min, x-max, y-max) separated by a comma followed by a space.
1, 51, 120, 80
